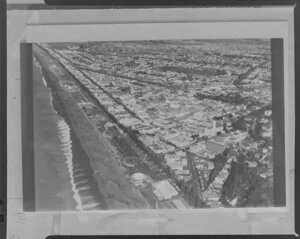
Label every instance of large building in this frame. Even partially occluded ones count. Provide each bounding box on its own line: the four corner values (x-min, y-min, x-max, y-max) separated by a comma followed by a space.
152, 180, 179, 201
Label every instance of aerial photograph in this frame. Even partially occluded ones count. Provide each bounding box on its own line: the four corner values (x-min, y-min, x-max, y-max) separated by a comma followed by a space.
32, 39, 274, 211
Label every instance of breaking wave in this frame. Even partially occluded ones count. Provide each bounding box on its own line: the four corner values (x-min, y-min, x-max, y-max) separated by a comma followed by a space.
34, 56, 106, 210
56, 119, 84, 211
35, 58, 84, 211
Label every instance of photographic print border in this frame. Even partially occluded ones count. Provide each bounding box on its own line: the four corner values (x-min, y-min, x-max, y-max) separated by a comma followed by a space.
25, 25, 286, 212
6, 7, 295, 238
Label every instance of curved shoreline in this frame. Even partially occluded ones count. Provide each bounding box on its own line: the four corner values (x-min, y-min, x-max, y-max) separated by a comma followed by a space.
41, 66, 108, 210
33, 59, 77, 211
36, 58, 85, 210
34, 55, 107, 210
34, 45, 151, 210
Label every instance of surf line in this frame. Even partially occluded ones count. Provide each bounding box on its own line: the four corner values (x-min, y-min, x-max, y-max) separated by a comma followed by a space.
35, 58, 84, 211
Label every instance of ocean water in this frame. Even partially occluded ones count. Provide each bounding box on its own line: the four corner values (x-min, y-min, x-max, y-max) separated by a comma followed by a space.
56, 119, 83, 210
34, 58, 104, 211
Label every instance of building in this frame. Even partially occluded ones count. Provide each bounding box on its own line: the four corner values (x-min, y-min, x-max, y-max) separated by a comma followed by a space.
264, 110, 272, 117
62, 83, 79, 92
139, 134, 160, 146
159, 141, 176, 153
131, 173, 151, 188
203, 150, 218, 159
114, 111, 131, 120
119, 117, 141, 127
140, 125, 160, 135
164, 152, 188, 171
132, 123, 159, 134
213, 120, 224, 132
153, 119, 177, 129
190, 141, 206, 154
162, 129, 181, 140
149, 143, 165, 154
192, 112, 204, 120
206, 139, 227, 154
108, 104, 125, 114
169, 135, 191, 149
152, 180, 179, 201
247, 161, 258, 168
175, 169, 190, 175
207, 161, 215, 170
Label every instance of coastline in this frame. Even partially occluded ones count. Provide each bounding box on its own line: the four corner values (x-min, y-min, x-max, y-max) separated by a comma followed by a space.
40, 64, 108, 210
33, 45, 150, 210
33, 59, 77, 211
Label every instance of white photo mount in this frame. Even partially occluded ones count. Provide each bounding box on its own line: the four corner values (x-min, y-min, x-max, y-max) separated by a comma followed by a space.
7, 7, 295, 237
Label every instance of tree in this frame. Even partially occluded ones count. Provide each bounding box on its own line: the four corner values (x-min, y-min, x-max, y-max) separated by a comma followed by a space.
120, 86, 131, 93
178, 179, 186, 190
223, 123, 228, 133
253, 122, 263, 139
131, 129, 139, 135
249, 119, 262, 139
125, 61, 136, 68
223, 148, 230, 157
202, 136, 209, 141
189, 186, 198, 205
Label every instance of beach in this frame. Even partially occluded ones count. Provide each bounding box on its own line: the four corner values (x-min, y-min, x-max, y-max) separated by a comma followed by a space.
33, 59, 77, 211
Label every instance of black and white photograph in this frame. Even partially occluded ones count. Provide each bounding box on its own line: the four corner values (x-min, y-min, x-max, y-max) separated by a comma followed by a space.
31, 39, 276, 211
6, 6, 295, 236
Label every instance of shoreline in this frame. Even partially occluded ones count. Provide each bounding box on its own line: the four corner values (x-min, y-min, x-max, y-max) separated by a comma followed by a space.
40, 66, 108, 210
33, 59, 77, 211
34, 45, 150, 210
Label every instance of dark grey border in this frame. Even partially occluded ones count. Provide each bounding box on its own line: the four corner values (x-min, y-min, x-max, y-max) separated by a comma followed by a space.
0, 0, 6, 233
6, 0, 297, 10
21, 43, 35, 212
271, 39, 286, 207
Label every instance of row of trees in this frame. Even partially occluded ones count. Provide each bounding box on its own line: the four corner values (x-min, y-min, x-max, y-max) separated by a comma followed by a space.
195, 92, 252, 105
177, 180, 202, 208
160, 66, 227, 76
205, 149, 229, 190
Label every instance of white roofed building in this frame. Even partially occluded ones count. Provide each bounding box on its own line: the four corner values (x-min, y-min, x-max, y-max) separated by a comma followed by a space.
152, 180, 179, 201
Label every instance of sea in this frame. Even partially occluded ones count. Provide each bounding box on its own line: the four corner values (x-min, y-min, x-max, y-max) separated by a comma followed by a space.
33, 58, 104, 211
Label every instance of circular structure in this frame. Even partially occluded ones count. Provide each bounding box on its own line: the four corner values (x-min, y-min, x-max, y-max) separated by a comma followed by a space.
131, 172, 151, 188
122, 156, 138, 168
104, 122, 114, 129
